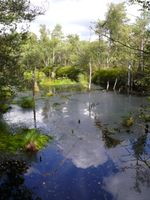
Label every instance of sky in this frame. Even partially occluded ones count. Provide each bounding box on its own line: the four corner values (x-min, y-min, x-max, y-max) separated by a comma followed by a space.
30, 0, 141, 40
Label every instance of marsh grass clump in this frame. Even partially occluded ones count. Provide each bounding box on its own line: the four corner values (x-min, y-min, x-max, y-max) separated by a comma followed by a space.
0, 103, 11, 113
46, 91, 53, 97
122, 115, 134, 127
0, 128, 53, 153
19, 96, 35, 109
139, 113, 150, 122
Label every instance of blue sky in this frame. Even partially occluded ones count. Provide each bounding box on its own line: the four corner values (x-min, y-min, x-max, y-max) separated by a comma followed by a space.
30, 0, 140, 40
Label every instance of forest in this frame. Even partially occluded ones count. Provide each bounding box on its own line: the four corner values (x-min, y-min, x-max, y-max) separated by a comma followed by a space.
0, 0, 150, 200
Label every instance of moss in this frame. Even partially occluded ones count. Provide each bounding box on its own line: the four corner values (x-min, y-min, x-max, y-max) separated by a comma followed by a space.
0, 128, 53, 153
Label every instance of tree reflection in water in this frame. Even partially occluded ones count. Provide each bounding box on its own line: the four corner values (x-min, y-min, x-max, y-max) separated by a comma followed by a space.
132, 129, 150, 193
0, 159, 41, 200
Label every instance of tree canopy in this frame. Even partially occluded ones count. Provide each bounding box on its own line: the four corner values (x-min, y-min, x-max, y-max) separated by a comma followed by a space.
0, 0, 43, 89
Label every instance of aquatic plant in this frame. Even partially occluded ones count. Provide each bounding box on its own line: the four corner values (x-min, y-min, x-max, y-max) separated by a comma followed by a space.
0, 103, 11, 113
18, 96, 35, 109
139, 113, 150, 122
101, 127, 121, 148
122, 115, 134, 127
0, 128, 53, 153
46, 91, 53, 97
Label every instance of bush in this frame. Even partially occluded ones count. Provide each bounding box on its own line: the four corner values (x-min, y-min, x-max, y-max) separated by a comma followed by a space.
56, 66, 80, 81
92, 68, 127, 89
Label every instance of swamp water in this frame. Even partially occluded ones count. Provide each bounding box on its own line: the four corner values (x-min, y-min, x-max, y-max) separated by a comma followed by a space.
1, 91, 150, 200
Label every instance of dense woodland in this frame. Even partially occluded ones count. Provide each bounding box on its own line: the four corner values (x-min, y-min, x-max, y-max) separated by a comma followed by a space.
0, 0, 150, 110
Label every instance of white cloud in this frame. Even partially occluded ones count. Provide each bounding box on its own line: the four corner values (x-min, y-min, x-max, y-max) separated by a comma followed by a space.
29, 0, 142, 40
29, 0, 110, 39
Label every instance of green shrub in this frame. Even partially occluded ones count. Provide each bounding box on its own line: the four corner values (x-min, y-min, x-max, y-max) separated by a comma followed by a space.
132, 71, 150, 92
56, 66, 80, 81
19, 96, 35, 109
92, 68, 127, 89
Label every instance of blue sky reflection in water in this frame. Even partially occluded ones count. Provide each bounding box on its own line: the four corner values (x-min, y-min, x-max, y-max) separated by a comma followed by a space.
3, 91, 150, 200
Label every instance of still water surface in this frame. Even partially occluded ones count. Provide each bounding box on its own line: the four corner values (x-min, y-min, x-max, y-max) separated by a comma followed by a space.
2, 91, 150, 200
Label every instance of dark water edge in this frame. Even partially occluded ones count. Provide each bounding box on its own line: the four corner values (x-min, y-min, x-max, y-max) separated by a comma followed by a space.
1, 91, 150, 200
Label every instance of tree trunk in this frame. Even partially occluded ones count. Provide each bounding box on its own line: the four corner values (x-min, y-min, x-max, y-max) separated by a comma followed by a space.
32, 69, 37, 128
106, 81, 109, 91
89, 59, 92, 90
138, 38, 144, 71
113, 78, 118, 90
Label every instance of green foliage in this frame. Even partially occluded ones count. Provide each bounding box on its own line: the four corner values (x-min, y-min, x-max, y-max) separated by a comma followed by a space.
0, 128, 52, 153
0, 86, 14, 101
23, 70, 44, 91
56, 66, 80, 81
0, 0, 43, 90
133, 70, 150, 92
0, 86, 14, 113
18, 96, 35, 109
105, 3, 127, 40
92, 68, 127, 88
